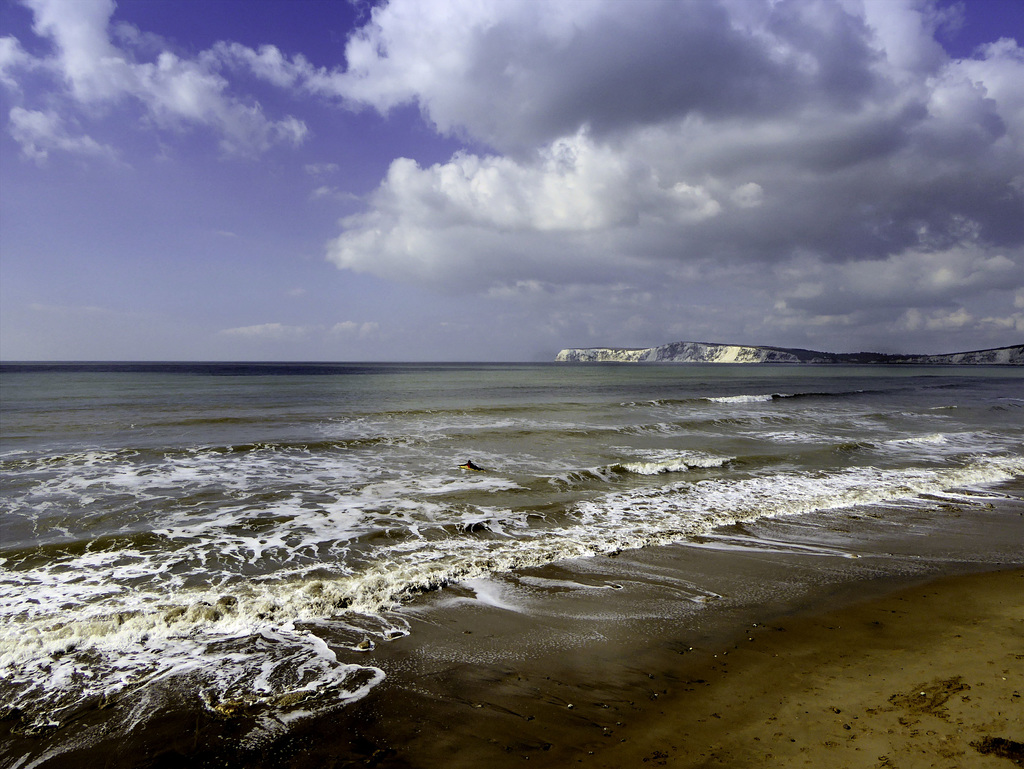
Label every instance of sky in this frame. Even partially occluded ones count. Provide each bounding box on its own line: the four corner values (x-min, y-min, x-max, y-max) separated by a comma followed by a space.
1, 0, 1023, 361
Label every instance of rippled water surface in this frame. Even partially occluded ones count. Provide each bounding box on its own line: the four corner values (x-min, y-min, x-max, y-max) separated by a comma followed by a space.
1, 362, 1022, 756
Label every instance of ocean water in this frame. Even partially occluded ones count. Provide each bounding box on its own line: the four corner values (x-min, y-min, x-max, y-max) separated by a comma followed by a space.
1, 362, 1022, 763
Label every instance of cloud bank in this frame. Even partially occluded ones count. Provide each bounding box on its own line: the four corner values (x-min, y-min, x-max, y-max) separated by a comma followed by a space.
315, 0, 1024, 349
3, 0, 1021, 356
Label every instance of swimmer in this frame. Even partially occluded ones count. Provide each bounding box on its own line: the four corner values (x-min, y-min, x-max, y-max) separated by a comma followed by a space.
459, 460, 484, 471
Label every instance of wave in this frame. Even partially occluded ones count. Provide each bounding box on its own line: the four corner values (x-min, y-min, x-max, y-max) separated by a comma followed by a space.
702, 389, 886, 405
872, 431, 1016, 459
3, 453, 1021, 739
544, 452, 732, 487
617, 453, 732, 475
705, 393, 776, 404
883, 433, 949, 447
623, 389, 884, 409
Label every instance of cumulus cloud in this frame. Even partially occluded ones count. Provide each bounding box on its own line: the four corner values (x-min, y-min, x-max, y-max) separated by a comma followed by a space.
5, 0, 1021, 355
316, 0, 1024, 351
326, 0, 891, 151
326, 129, 723, 286
2, 0, 307, 157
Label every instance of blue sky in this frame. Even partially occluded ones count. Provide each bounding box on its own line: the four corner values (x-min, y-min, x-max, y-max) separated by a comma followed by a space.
1, 0, 1023, 361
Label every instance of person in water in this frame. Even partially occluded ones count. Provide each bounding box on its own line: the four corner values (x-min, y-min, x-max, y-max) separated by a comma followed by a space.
459, 460, 484, 471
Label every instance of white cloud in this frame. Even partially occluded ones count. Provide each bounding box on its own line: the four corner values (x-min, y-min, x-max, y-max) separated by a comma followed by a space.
779, 247, 1020, 314
23, 0, 128, 101
326, 129, 725, 287
762, 241, 1024, 352
389, 131, 718, 232
0, 35, 35, 88
9, 106, 115, 162
899, 306, 974, 332
213, 321, 380, 349
326, 0, 855, 151
29, 301, 118, 315
729, 182, 764, 209
304, 162, 340, 176
321, 0, 1024, 341
3, 0, 308, 157
211, 42, 310, 89
311, 185, 356, 202
219, 323, 312, 341
134, 46, 308, 153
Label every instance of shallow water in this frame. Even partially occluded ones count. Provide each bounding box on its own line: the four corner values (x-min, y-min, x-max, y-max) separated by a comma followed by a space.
1, 362, 1022, 765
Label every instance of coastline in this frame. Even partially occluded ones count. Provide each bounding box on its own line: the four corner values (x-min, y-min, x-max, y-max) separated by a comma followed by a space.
217, 562, 1024, 769
9, 570, 1021, 769
6, 491, 1023, 768
251, 490, 1024, 769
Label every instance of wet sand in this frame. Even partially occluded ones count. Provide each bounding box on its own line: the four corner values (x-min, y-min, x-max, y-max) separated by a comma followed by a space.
308, 566, 1023, 769
595, 567, 1024, 769
311, 498, 1024, 769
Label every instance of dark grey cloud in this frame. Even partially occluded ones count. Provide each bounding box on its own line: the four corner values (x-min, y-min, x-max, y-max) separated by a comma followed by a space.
335, 0, 893, 153
174, 0, 1023, 353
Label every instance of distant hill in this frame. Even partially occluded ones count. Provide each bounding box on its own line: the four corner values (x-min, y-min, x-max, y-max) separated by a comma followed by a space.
555, 341, 1024, 365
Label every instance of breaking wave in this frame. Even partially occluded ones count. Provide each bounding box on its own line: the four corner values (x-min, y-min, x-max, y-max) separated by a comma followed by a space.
3, 453, 1022, 739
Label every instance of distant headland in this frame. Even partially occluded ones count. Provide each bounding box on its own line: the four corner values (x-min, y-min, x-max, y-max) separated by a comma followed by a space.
555, 341, 1024, 365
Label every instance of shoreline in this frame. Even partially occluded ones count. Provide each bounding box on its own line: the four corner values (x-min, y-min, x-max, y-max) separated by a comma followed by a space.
7, 569, 1023, 768
6, 501, 1023, 768
354, 567, 1024, 769
251, 526, 1024, 769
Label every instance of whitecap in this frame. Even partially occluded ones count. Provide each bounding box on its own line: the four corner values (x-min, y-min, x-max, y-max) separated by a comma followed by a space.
619, 452, 732, 475
705, 394, 775, 404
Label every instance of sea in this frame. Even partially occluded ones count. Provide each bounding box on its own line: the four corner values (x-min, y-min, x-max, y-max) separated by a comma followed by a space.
1, 362, 1022, 767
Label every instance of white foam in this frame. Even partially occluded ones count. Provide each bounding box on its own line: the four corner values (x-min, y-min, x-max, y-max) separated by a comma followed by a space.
3, 441, 1022, 738
461, 578, 527, 612
705, 394, 775, 404
874, 431, 1008, 459
885, 433, 949, 446
0, 588, 392, 740
254, 454, 1024, 620
620, 452, 732, 475
761, 430, 826, 444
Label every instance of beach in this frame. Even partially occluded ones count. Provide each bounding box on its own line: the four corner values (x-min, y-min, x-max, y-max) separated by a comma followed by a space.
169, 493, 1023, 769
133, 551, 1024, 769
598, 567, 1024, 769
5, 566, 1021, 768
2, 363, 1022, 767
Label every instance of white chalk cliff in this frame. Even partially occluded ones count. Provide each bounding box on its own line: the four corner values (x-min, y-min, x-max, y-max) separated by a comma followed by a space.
555, 341, 1024, 365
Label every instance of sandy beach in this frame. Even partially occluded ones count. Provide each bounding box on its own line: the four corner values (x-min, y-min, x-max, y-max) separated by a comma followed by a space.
4, 563, 1022, 768
595, 567, 1024, 769
248, 560, 1024, 769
